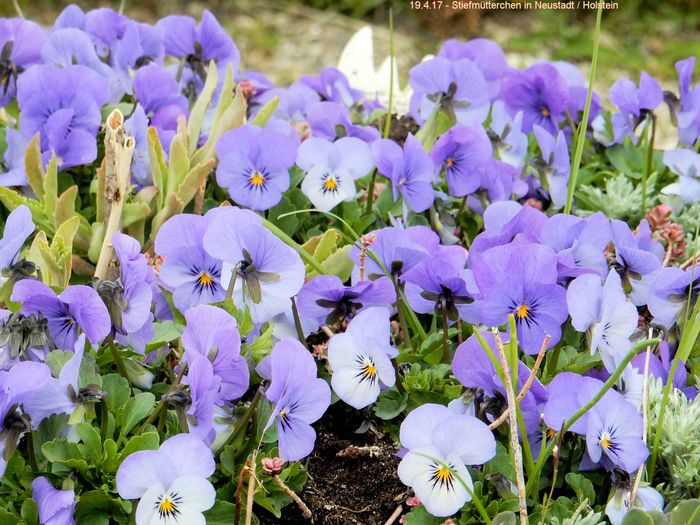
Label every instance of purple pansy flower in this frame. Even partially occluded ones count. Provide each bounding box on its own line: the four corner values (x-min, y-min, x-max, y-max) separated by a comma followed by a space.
0, 361, 51, 477
154, 209, 228, 313
550, 60, 601, 121
544, 373, 648, 473
0, 204, 34, 279
606, 485, 664, 525
23, 334, 94, 425
257, 81, 320, 123
17, 64, 107, 169
372, 134, 435, 213
132, 63, 188, 150
408, 57, 490, 126
675, 57, 700, 145
297, 136, 373, 212
32, 477, 76, 525
52, 5, 86, 31
0, 128, 30, 187
468, 201, 547, 264
83, 8, 128, 57
612, 219, 663, 306
259, 338, 330, 461
12, 281, 110, 349
350, 225, 467, 282
124, 105, 151, 187
532, 125, 570, 208
631, 341, 696, 399
437, 38, 507, 99
327, 307, 396, 409
116, 433, 216, 524
567, 270, 638, 371
537, 212, 611, 280
453, 332, 548, 433
215, 124, 298, 211
431, 125, 492, 197
662, 148, 700, 204
500, 63, 569, 133
0, 18, 47, 108
402, 259, 479, 324
472, 237, 568, 353
203, 207, 305, 323
296, 274, 395, 325
300, 67, 364, 108
489, 100, 528, 169
111, 233, 155, 354
606, 72, 663, 145
647, 265, 700, 329
397, 403, 496, 517
307, 101, 380, 143
157, 9, 239, 91
111, 20, 164, 97
182, 355, 221, 444
181, 304, 249, 402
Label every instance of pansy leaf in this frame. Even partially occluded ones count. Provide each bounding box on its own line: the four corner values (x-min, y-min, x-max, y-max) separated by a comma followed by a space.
20, 498, 38, 525
565, 472, 595, 504
203, 501, 238, 525
118, 393, 156, 437
74, 491, 127, 525
76, 422, 102, 462
250, 96, 280, 128
118, 431, 160, 463
101, 374, 131, 413
187, 60, 219, 155
145, 321, 185, 353
373, 387, 408, 420
24, 132, 44, 201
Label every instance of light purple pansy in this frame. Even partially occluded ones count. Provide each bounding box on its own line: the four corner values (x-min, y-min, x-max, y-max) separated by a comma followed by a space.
32, 476, 76, 525
431, 125, 493, 197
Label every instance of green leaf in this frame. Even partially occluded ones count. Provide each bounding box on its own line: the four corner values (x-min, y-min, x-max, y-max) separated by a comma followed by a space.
119, 393, 156, 437
45, 349, 73, 377
24, 133, 44, 200
565, 472, 595, 504
0, 510, 19, 525
493, 511, 517, 525
76, 422, 102, 462
187, 60, 218, 155
373, 387, 408, 420
119, 431, 160, 463
43, 153, 59, 225
20, 499, 38, 525
74, 491, 128, 525
622, 509, 656, 525
248, 324, 273, 363
146, 321, 185, 352
204, 501, 237, 525
102, 439, 120, 474
41, 438, 90, 472
669, 499, 700, 525
321, 244, 353, 281
250, 96, 279, 128
403, 506, 443, 525
102, 374, 131, 413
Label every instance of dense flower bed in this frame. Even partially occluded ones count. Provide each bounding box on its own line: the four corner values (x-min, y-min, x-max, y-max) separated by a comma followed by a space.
0, 5, 699, 525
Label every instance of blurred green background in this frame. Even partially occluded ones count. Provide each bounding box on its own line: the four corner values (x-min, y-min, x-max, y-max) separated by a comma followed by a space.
3, 0, 700, 87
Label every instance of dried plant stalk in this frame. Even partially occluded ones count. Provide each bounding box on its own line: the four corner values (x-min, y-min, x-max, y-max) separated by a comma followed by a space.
94, 109, 135, 281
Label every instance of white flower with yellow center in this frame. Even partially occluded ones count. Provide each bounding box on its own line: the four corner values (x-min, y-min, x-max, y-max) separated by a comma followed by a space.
297, 136, 373, 212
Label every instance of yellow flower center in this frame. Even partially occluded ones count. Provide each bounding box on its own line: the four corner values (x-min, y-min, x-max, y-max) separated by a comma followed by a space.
430, 464, 455, 491
541, 106, 550, 116
358, 357, 378, 384
446, 157, 455, 168
363, 362, 377, 379
323, 176, 338, 191
599, 432, 611, 450
547, 428, 556, 439
158, 496, 177, 518
198, 273, 213, 286
250, 171, 265, 187
515, 304, 529, 319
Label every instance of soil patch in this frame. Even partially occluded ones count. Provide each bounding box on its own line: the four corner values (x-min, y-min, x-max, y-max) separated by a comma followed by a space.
259, 406, 409, 525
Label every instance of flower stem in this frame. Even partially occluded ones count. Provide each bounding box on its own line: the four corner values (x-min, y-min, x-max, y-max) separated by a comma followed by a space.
107, 336, 129, 379
441, 303, 450, 364
290, 297, 310, 350
564, 2, 602, 214
25, 431, 38, 472
642, 114, 656, 214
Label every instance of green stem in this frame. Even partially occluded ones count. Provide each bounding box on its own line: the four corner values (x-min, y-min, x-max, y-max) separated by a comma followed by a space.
290, 297, 309, 350
218, 389, 263, 457
546, 344, 562, 378
226, 267, 238, 302
107, 336, 128, 379
526, 338, 661, 494
564, 3, 603, 214
642, 114, 656, 214
364, 168, 378, 216
26, 431, 38, 472
391, 358, 405, 395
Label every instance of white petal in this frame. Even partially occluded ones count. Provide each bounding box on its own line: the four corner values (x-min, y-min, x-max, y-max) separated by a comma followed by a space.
331, 367, 381, 409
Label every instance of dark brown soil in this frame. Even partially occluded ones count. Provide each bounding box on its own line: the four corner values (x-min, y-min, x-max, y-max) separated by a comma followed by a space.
258, 406, 409, 525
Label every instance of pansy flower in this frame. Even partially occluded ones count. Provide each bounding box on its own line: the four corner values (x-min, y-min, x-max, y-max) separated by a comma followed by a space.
0, 18, 47, 108
300, 67, 364, 108
296, 274, 395, 325
154, 209, 228, 313
647, 265, 700, 329
471, 237, 568, 354
675, 57, 700, 145
532, 125, 570, 208
431, 125, 492, 197
489, 100, 528, 169
437, 38, 507, 100
606, 485, 663, 525
372, 134, 435, 213
408, 57, 489, 126
0, 361, 51, 477
256, 81, 320, 123
567, 270, 638, 371
327, 307, 396, 409
397, 403, 496, 517
258, 338, 330, 461
215, 124, 298, 211
203, 207, 305, 323
500, 62, 569, 133
12, 280, 110, 350
0, 205, 34, 285
116, 433, 216, 525
544, 373, 647, 474
307, 101, 380, 143
181, 355, 221, 444
297, 136, 373, 212
662, 148, 700, 204
181, 304, 249, 402
17, 64, 108, 169
32, 476, 76, 525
